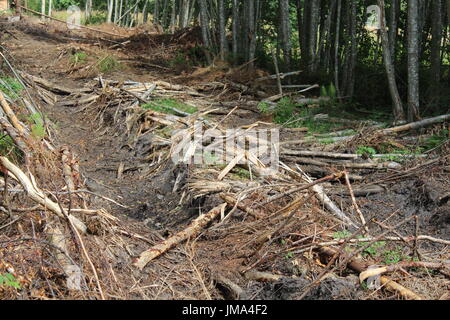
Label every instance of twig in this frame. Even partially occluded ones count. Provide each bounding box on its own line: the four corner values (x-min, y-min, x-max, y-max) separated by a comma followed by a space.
344, 171, 369, 235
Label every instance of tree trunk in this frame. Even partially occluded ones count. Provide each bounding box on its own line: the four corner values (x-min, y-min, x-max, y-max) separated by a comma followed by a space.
218, 0, 228, 60
47, 0, 52, 17
107, 0, 114, 23
334, 0, 341, 97
378, 0, 405, 122
247, 0, 257, 66
430, 0, 442, 96
407, 0, 420, 121
198, 0, 212, 64
279, 0, 291, 70
170, 0, 176, 32
388, 0, 399, 61
41, 0, 45, 20
308, 0, 320, 72
232, 0, 239, 61
154, 0, 160, 24
142, 0, 149, 23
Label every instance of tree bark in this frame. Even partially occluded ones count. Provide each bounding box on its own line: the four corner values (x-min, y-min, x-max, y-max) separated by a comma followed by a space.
378, 0, 405, 122
408, 0, 420, 121
232, 0, 239, 60
41, 0, 45, 20
218, 0, 228, 60
430, 0, 442, 96
334, 0, 341, 98
308, 0, 320, 72
198, 0, 212, 64
279, 0, 292, 70
388, 0, 399, 61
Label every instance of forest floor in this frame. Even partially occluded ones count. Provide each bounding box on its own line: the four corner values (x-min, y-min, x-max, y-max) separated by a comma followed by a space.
0, 16, 449, 300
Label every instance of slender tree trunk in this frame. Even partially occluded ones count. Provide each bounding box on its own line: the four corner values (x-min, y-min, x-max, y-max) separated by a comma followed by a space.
279, 0, 291, 70
232, 0, 239, 61
302, 0, 311, 65
154, 0, 160, 24
345, 0, 357, 98
142, 0, 149, 23
247, 0, 257, 66
407, 0, 420, 121
170, 0, 176, 32
334, 0, 341, 97
41, 0, 45, 20
198, 0, 212, 63
296, 0, 304, 64
114, 0, 119, 23
47, 0, 52, 17
179, 0, 190, 28
321, 0, 336, 73
388, 0, 399, 61
218, 0, 228, 60
107, 0, 114, 23
378, 0, 405, 122
308, 0, 320, 72
430, 0, 442, 96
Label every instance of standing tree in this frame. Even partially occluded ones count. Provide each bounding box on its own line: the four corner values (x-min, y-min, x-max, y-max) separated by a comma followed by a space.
408, 0, 420, 121
378, 0, 405, 122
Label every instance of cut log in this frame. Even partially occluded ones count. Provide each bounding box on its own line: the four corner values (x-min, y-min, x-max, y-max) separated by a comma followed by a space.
380, 114, 450, 134
318, 247, 423, 300
134, 204, 225, 270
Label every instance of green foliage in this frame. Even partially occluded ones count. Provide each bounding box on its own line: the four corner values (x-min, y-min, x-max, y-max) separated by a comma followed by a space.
360, 241, 386, 257
285, 252, 295, 260
84, 11, 107, 25
70, 51, 88, 64
333, 230, 352, 240
98, 55, 121, 73
356, 146, 377, 158
27, 113, 46, 140
142, 98, 198, 115
273, 97, 296, 124
0, 273, 21, 289
320, 83, 337, 100
0, 77, 24, 99
383, 248, 403, 264
422, 129, 449, 151
0, 135, 23, 161
231, 167, 251, 180
257, 101, 271, 114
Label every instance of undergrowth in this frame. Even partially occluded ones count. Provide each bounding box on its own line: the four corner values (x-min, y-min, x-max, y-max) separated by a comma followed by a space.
143, 98, 198, 115
0, 77, 24, 99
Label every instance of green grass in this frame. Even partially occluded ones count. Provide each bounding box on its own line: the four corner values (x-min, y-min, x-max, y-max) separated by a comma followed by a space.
0, 135, 23, 162
27, 113, 46, 140
143, 98, 198, 115
70, 51, 88, 65
422, 129, 449, 151
98, 55, 121, 73
0, 273, 21, 290
0, 77, 24, 99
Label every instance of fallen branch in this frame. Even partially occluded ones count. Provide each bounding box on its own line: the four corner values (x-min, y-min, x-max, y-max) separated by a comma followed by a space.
0, 91, 25, 133
318, 246, 423, 300
134, 204, 226, 270
380, 114, 450, 134
220, 193, 263, 218
359, 261, 450, 283
0, 157, 87, 233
